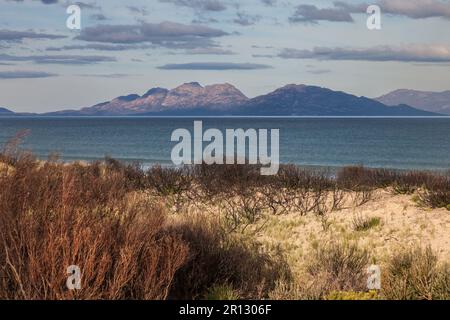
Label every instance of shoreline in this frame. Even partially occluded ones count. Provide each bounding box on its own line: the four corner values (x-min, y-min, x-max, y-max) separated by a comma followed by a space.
27, 156, 450, 174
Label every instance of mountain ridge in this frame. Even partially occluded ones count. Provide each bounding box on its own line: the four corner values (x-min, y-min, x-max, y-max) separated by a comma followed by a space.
0, 107, 14, 115
376, 89, 450, 115
233, 84, 437, 116
1, 84, 443, 117
47, 82, 249, 116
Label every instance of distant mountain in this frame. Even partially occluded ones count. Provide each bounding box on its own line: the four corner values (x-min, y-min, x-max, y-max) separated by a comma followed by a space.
376, 89, 450, 115
40, 83, 440, 116
237, 84, 437, 116
0, 107, 14, 115
48, 82, 249, 116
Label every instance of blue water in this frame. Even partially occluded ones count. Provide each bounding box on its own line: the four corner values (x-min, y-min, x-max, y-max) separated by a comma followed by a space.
0, 117, 449, 170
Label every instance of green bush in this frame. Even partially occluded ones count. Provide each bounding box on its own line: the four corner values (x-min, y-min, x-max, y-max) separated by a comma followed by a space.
326, 290, 379, 300
305, 241, 370, 298
205, 285, 239, 300
382, 247, 450, 300
352, 215, 381, 232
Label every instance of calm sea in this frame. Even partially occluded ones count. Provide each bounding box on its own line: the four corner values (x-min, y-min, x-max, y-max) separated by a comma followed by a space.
0, 117, 449, 171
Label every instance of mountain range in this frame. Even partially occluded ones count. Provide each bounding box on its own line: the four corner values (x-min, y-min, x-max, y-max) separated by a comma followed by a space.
48, 82, 249, 116
376, 89, 450, 115
1, 83, 445, 117
0, 107, 14, 115
231, 84, 435, 116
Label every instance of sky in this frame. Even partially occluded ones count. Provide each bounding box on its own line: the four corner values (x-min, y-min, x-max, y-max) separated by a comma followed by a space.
0, 0, 449, 112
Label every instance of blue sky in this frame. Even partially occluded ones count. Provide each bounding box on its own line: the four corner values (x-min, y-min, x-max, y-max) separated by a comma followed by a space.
0, 0, 450, 112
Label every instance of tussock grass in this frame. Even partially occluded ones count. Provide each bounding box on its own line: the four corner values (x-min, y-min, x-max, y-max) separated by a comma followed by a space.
352, 214, 381, 232
383, 247, 450, 300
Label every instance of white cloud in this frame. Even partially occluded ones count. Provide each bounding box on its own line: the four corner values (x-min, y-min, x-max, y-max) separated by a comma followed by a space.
279, 45, 450, 63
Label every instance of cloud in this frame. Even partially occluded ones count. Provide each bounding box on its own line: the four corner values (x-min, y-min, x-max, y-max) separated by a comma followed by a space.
75, 21, 228, 50
234, 12, 261, 26
334, 0, 450, 19
66, 1, 100, 10
252, 45, 274, 49
289, 4, 354, 23
288, 1, 450, 24
0, 54, 116, 64
77, 73, 138, 78
0, 70, 57, 79
157, 62, 272, 70
278, 45, 450, 63
184, 47, 236, 55
159, 0, 227, 12
0, 29, 66, 41
90, 13, 108, 21
307, 69, 331, 75
252, 54, 275, 58
7, 0, 58, 4
126, 5, 149, 16
260, 0, 276, 6
46, 43, 154, 51
10, 0, 102, 8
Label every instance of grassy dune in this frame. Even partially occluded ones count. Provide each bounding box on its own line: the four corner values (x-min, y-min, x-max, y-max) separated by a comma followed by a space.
0, 147, 449, 300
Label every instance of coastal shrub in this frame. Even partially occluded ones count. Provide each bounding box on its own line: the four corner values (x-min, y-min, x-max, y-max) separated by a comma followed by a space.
418, 175, 450, 209
0, 156, 189, 299
352, 188, 374, 207
305, 241, 370, 298
277, 165, 334, 191
337, 166, 379, 189
272, 166, 336, 215
145, 165, 195, 212
330, 186, 346, 212
260, 183, 292, 215
146, 165, 193, 197
382, 247, 450, 300
221, 187, 268, 232
391, 171, 432, 195
337, 166, 424, 191
270, 242, 371, 300
104, 156, 146, 190
167, 214, 290, 300
192, 162, 264, 201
